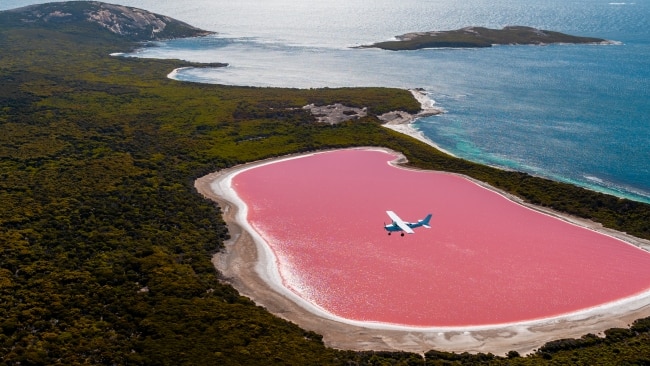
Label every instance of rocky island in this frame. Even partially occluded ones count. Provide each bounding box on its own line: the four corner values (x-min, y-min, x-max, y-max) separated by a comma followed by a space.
363, 26, 610, 50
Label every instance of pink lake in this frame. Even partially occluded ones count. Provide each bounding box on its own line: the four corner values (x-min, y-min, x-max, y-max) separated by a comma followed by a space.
232, 149, 650, 327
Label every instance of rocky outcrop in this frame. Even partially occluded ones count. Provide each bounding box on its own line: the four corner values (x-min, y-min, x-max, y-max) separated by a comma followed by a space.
302, 104, 368, 124
6, 1, 213, 41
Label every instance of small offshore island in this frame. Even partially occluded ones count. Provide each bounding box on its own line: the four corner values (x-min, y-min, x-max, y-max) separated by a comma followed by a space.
363, 26, 610, 50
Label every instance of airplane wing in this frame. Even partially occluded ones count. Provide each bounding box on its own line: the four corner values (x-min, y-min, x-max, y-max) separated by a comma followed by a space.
386, 211, 415, 234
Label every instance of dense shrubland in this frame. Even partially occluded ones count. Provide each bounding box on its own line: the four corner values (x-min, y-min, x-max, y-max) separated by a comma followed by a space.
1, 3, 650, 365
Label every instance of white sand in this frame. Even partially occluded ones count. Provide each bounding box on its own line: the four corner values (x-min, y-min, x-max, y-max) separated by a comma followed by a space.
196, 146, 650, 356
379, 89, 456, 156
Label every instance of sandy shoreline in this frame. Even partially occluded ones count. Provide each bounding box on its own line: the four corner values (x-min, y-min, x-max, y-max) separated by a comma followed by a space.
195, 144, 650, 356
194, 89, 650, 356
379, 90, 456, 156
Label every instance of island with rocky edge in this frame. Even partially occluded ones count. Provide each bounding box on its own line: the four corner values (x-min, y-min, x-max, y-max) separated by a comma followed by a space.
362, 26, 611, 50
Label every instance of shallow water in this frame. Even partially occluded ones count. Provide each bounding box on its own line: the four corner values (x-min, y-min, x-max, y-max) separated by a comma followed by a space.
3, 0, 649, 202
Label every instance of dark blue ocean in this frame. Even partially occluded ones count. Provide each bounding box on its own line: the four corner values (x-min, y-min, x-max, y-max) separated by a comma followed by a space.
4, 0, 649, 202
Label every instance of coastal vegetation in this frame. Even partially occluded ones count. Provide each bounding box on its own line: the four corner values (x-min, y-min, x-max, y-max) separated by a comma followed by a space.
1, 2, 650, 364
362, 26, 608, 50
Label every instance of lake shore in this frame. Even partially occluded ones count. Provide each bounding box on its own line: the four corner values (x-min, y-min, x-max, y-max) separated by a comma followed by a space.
195, 147, 650, 356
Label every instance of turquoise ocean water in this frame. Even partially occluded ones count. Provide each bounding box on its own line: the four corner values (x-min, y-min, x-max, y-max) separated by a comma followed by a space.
3, 0, 649, 202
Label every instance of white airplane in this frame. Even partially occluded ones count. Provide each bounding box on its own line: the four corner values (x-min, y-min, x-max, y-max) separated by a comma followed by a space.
384, 211, 432, 236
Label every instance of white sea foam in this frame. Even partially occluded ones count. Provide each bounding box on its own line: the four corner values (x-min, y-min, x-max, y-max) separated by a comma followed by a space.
584, 175, 604, 184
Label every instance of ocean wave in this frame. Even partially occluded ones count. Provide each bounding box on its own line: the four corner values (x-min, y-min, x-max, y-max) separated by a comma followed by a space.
581, 175, 650, 203
584, 175, 604, 184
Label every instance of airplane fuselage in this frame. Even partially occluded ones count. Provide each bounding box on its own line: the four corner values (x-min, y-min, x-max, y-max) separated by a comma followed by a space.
384, 222, 420, 232
384, 212, 432, 236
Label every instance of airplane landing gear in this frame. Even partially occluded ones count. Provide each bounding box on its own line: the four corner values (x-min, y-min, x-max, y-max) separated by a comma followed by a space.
400, 232, 405, 237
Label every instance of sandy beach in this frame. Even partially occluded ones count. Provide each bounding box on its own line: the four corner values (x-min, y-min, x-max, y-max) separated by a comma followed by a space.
193, 92, 650, 356
379, 90, 455, 156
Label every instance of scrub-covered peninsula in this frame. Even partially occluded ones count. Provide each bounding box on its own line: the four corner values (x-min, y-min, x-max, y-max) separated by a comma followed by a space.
364, 26, 610, 50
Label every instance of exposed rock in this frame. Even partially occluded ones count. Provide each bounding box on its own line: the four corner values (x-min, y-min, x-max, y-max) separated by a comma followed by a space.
6, 1, 213, 41
303, 103, 367, 124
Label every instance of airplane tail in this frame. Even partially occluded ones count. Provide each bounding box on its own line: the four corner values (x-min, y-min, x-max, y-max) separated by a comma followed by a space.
419, 214, 433, 229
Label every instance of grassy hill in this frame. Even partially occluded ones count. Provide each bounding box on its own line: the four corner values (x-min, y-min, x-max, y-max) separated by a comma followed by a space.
1, 2, 650, 365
